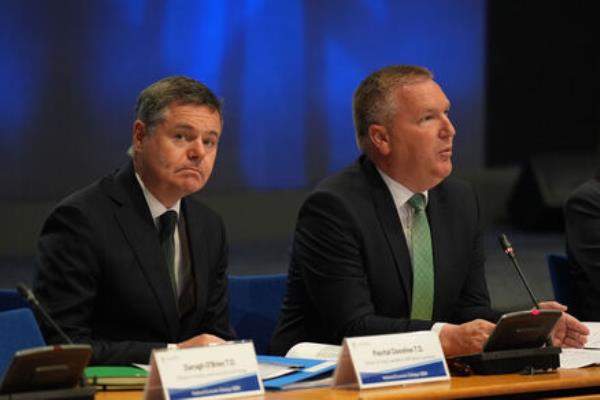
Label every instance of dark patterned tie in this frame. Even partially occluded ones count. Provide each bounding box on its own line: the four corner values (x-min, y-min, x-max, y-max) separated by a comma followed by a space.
159, 210, 178, 298
408, 193, 434, 320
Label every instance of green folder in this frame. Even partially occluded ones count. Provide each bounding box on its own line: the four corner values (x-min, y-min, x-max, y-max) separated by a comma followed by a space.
84, 365, 148, 389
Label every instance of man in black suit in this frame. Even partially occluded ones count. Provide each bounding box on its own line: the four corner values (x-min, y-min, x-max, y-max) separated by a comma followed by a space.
33, 76, 235, 364
565, 176, 600, 320
270, 65, 588, 356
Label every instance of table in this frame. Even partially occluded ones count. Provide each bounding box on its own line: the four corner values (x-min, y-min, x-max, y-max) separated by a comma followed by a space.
95, 367, 600, 399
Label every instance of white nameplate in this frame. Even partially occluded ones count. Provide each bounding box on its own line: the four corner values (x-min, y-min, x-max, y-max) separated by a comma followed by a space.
333, 331, 449, 389
144, 341, 263, 400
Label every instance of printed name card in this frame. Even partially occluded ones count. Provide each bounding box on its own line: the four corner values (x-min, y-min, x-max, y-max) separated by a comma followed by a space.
333, 331, 449, 389
144, 341, 263, 400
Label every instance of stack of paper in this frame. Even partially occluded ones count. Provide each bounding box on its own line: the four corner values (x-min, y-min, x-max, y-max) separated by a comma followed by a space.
560, 322, 600, 369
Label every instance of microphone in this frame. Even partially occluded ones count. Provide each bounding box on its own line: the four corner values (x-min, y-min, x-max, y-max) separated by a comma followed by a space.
448, 234, 560, 374
16, 283, 73, 344
498, 234, 541, 310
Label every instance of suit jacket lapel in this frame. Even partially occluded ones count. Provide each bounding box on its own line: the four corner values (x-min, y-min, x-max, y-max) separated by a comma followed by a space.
182, 198, 208, 318
360, 157, 412, 306
103, 162, 180, 338
426, 184, 451, 320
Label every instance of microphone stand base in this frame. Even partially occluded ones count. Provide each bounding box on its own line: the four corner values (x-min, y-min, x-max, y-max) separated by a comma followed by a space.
449, 346, 561, 375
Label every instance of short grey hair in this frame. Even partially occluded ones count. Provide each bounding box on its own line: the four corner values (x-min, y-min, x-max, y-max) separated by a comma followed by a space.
352, 65, 433, 153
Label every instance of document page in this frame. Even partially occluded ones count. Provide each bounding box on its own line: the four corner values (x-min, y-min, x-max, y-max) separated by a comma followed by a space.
560, 348, 600, 369
285, 342, 341, 361
584, 322, 600, 349
560, 322, 600, 368
258, 362, 301, 380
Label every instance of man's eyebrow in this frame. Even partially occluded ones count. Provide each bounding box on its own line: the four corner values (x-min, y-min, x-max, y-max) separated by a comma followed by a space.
172, 123, 195, 131
420, 106, 439, 114
170, 124, 221, 138
422, 102, 450, 113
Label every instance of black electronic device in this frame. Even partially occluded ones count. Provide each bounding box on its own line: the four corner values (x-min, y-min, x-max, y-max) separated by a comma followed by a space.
449, 346, 561, 376
0, 285, 96, 399
447, 235, 562, 375
484, 309, 561, 352
0, 345, 93, 395
449, 310, 561, 375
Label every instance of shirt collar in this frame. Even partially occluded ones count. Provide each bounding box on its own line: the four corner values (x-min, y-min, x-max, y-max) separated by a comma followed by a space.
135, 173, 181, 221
376, 168, 428, 208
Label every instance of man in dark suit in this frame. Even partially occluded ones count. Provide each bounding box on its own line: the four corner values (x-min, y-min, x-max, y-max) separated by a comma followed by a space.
33, 76, 235, 364
270, 65, 588, 356
565, 176, 600, 320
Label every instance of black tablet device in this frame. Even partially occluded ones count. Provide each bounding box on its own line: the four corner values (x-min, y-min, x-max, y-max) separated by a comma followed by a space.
0, 344, 92, 394
483, 309, 561, 352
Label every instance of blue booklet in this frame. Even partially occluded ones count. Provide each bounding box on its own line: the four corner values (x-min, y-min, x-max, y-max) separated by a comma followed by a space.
258, 355, 336, 390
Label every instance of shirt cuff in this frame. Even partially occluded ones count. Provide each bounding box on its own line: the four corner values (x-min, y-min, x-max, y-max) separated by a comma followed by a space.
167, 343, 178, 350
431, 322, 446, 336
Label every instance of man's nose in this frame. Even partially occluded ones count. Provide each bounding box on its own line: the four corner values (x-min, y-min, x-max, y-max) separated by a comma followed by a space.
188, 139, 206, 160
440, 115, 456, 138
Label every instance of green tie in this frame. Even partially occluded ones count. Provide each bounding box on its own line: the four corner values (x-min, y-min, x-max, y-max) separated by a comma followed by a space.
408, 193, 434, 320
159, 210, 178, 297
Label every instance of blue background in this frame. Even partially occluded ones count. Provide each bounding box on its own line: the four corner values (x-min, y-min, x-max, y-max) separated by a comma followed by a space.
0, 0, 486, 200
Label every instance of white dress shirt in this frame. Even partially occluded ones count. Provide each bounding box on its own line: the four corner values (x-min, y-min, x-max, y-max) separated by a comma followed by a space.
135, 173, 190, 297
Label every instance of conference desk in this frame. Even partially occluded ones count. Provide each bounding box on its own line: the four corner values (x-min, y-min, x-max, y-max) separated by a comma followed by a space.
95, 366, 600, 399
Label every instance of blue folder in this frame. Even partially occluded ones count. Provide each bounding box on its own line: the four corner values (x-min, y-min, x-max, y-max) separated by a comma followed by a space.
258, 355, 336, 390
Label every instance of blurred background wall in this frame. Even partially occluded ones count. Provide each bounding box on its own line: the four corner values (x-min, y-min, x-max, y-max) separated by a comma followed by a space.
1, 0, 489, 197
1, 0, 488, 252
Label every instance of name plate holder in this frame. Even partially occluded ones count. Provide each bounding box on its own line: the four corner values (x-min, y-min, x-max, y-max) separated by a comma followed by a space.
333, 331, 449, 389
144, 341, 263, 400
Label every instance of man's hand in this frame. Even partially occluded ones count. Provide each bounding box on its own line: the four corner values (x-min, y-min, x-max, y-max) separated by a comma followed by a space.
176, 334, 226, 349
539, 301, 588, 348
439, 319, 496, 357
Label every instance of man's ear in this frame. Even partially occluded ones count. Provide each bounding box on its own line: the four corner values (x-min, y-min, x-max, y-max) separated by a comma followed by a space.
368, 124, 391, 156
132, 120, 146, 152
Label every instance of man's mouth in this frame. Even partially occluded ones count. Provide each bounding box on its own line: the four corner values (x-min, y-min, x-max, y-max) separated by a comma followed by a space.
178, 167, 202, 175
439, 147, 453, 158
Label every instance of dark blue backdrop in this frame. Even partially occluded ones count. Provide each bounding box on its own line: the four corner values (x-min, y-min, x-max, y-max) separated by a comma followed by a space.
0, 0, 486, 200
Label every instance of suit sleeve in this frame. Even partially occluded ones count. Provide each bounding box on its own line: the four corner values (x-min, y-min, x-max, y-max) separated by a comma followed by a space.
565, 182, 600, 319
296, 191, 433, 344
33, 204, 164, 364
